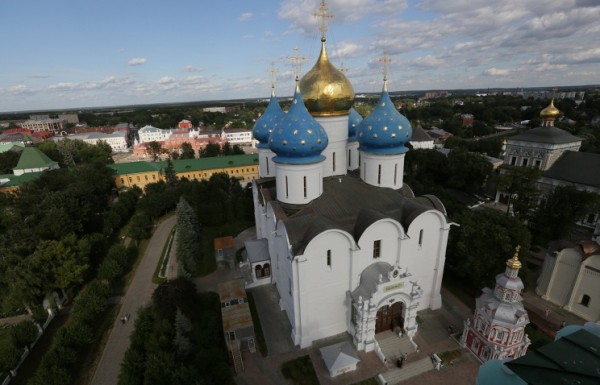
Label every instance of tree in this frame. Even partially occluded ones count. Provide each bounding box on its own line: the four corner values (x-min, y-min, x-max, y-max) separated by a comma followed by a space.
0, 150, 20, 174
446, 150, 493, 194
175, 198, 202, 274
180, 142, 195, 159
32, 239, 89, 293
496, 166, 542, 221
447, 208, 531, 290
164, 158, 178, 186
10, 320, 39, 351
199, 142, 221, 157
128, 213, 152, 243
530, 186, 600, 245
0, 339, 20, 376
146, 141, 163, 162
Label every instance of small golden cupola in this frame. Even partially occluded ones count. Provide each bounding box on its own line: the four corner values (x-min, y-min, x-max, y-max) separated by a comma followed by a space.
299, 1, 354, 117
540, 98, 560, 126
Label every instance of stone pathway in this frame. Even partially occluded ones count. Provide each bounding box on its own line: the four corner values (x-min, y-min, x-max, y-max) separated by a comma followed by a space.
89, 215, 177, 385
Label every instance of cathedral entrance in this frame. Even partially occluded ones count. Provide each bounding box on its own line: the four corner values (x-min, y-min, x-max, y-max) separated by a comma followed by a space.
375, 301, 404, 334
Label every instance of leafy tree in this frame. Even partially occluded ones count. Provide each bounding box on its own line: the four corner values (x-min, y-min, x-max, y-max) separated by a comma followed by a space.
199, 142, 221, 157
0, 339, 20, 376
33, 239, 89, 293
496, 166, 542, 221
10, 320, 39, 351
446, 150, 493, 193
175, 198, 202, 274
530, 186, 600, 245
180, 142, 195, 159
447, 208, 531, 290
164, 158, 178, 186
0, 150, 20, 174
146, 141, 163, 162
128, 213, 152, 243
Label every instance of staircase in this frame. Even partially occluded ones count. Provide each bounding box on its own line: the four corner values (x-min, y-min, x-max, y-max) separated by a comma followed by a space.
230, 340, 244, 374
381, 357, 435, 384
375, 330, 416, 362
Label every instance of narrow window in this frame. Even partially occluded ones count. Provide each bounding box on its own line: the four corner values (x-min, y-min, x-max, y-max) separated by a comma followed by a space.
285, 176, 289, 197
266, 158, 269, 174
348, 149, 351, 167
255, 264, 263, 278
303, 176, 307, 198
394, 164, 398, 185
378, 165, 382, 184
510, 156, 517, 166
522, 158, 528, 167
333, 152, 336, 172
327, 250, 331, 268
120, 178, 124, 184
373, 240, 381, 258
581, 294, 591, 307
534, 159, 541, 168
289, 278, 292, 296
418, 229, 424, 247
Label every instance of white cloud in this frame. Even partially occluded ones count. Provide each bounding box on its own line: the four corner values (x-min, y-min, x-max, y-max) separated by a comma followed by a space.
239, 12, 253, 22
9, 84, 34, 95
183, 65, 202, 72
331, 41, 363, 58
128, 57, 147, 66
483, 68, 514, 76
158, 76, 176, 85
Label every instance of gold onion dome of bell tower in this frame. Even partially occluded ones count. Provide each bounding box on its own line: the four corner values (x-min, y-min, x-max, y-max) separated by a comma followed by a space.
506, 245, 522, 270
540, 99, 560, 121
300, 38, 355, 116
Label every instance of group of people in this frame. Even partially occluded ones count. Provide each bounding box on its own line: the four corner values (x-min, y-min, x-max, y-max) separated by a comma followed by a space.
396, 353, 408, 368
120, 313, 130, 324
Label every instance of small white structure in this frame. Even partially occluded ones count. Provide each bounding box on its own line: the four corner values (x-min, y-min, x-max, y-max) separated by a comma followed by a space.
61, 131, 129, 152
242, 239, 271, 288
320, 341, 360, 377
221, 128, 253, 145
138, 125, 172, 143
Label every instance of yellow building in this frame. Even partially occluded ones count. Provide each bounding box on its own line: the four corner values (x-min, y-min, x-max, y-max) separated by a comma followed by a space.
109, 154, 259, 190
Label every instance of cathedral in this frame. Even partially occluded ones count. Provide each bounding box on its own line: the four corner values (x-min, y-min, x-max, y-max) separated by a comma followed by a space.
246, 2, 453, 351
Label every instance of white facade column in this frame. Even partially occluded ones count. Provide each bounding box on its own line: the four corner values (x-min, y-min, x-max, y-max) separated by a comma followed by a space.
360, 152, 406, 189
258, 147, 276, 178
347, 141, 359, 171
315, 115, 348, 177
275, 161, 323, 205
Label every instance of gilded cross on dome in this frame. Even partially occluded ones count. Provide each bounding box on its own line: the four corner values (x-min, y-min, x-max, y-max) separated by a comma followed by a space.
313, 0, 334, 41
267, 62, 278, 94
287, 47, 306, 81
379, 51, 392, 91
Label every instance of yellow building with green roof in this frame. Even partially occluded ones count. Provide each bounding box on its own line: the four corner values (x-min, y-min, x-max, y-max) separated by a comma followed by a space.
109, 154, 259, 190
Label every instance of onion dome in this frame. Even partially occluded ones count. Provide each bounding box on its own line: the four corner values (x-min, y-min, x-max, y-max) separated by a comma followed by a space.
299, 39, 354, 117
506, 245, 522, 270
269, 81, 328, 164
357, 82, 412, 154
253, 87, 284, 149
348, 107, 362, 141
540, 99, 560, 121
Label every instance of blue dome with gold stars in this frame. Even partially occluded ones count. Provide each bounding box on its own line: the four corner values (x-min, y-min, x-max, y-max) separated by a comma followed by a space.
269, 83, 328, 164
253, 89, 284, 149
357, 87, 412, 155
348, 107, 362, 142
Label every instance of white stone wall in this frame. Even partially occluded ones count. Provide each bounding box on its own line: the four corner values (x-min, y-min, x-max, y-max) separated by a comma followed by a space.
547, 249, 581, 306
275, 161, 323, 205
359, 152, 406, 189
568, 255, 600, 321
316, 115, 349, 177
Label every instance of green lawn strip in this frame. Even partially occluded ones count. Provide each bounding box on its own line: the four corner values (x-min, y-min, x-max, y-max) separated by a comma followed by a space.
438, 348, 464, 365
281, 355, 320, 385
9, 313, 69, 385
152, 226, 176, 284
246, 291, 267, 357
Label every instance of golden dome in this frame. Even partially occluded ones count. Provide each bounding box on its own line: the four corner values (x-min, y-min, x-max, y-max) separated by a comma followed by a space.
540, 99, 560, 121
506, 245, 522, 270
299, 39, 354, 117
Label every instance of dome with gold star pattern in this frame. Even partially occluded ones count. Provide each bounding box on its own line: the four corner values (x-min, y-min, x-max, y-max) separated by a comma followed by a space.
299, 40, 354, 117
253, 88, 284, 149
357, 85, 412, 155
269, 82, 328, 164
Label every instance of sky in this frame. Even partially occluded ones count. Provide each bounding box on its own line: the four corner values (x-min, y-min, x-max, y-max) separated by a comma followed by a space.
1, 0, 599, 113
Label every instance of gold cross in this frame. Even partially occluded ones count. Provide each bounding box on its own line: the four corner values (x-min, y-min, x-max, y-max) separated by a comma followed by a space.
513, 245, 521, 259
379, 51, 392, 82
313, 0, 334, 41
286, 47, 306, 81
339, 61, 347, 74
267, 62, 278, 89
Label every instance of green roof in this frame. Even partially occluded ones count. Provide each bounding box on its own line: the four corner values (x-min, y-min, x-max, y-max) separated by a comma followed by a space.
0, 171, 44, 187
109, 154, 259, 176
14, 147, 58, 170
0, 142, 24, 154
108, 162, 163, 176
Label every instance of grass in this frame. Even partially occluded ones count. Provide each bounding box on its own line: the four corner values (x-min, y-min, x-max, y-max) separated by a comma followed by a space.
438, 348, 464, 364
246, 291, 268, 357
526, 324, 553, 351
197, 219, 253, 276
442, 271, 476, 312
281, 355, 320, 385
153, 226, 176, 284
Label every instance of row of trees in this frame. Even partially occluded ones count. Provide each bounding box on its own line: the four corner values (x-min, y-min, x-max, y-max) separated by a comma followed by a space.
145, 140, 245, 162
0, 320, 39, 378
119, 278, 233, 385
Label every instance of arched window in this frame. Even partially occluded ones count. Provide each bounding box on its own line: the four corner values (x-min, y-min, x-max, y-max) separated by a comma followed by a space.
255, 264, 263, 278
262, 263, 271, 277
581, 294, 591, 307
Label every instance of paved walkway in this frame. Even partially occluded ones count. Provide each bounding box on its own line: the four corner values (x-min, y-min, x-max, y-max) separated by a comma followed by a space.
90, 215, 177, 385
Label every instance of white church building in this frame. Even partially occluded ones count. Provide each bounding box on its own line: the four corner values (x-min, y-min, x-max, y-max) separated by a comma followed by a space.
245, 8, 454, 352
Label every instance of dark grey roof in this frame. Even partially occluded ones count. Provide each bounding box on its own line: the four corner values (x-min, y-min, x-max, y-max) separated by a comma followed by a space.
543, 151, 600, 188
506, 329, 600, 385
244, 238, 269, 263
411, 125, 433, 142
510, 126, 582, 145
258, 175, 449, 255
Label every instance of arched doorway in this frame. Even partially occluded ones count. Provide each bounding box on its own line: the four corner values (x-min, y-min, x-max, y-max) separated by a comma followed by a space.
375, 301, 404, 334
